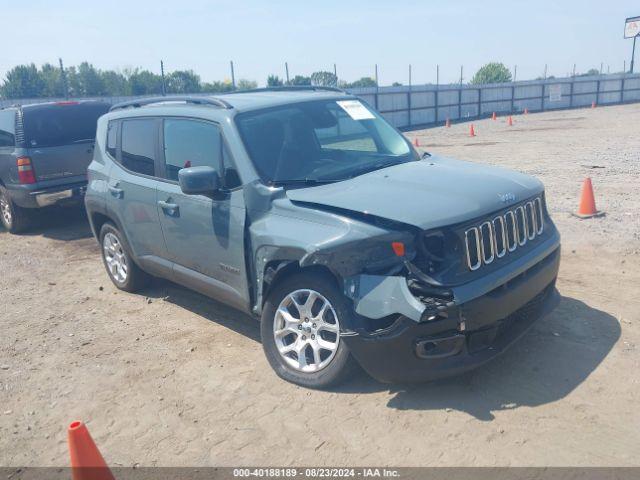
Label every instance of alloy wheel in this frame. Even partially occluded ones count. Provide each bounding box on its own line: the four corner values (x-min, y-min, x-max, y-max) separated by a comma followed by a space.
103, 232, 128, 284
273, 289, 340, 373
0, 194, 12, 228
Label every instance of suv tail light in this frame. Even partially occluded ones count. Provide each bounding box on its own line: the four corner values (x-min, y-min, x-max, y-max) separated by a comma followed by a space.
17, 156, 36, 184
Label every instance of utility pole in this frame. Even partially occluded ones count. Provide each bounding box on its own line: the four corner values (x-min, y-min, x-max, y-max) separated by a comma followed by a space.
285, 62, 290, 84
436, 64, 439, 87
160, 60, 166, 96
333, 63, 337, 86
513, 65, 517, 82
572, 63, 576, 77
58, 58, 68, 99
230, 61, 236, 89
408, 64, 412, 88
543, 64, 548, 80
460, 65, 463, 85
374, 64, 378, 86
600, 62, 603, 74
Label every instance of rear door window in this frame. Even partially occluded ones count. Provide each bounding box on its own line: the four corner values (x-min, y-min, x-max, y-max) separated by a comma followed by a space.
120, 119, 157, 177
162, 119, 222, 182
22, 103, 109, 147
0, 110, 15, 148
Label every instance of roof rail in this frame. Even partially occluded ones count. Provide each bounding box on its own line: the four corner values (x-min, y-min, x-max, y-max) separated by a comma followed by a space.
109, 95, 233, 112
223, 86, 347, 95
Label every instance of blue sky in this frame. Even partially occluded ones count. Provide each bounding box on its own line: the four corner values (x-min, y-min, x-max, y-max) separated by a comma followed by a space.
2, 0, 638, 85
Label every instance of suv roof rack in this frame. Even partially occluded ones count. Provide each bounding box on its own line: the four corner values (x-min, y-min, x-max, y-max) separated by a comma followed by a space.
223, 86, 347, 95
109, 95, 233, 112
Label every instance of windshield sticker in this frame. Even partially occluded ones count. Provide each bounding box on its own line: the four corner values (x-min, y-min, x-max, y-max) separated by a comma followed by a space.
336, 100, 375, 120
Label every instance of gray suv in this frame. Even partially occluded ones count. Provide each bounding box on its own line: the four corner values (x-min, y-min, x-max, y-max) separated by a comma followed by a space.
0, 101, 110, 232
85, 88, 560, 388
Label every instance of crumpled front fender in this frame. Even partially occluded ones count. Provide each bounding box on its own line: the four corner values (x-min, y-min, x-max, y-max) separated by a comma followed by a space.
344, 275, 426, 322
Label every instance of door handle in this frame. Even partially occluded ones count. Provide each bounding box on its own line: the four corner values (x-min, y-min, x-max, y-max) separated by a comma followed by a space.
108, 184, 123, 198
158, 200, 179, 214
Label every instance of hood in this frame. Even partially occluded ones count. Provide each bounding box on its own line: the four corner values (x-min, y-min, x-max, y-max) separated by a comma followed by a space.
286, 155, 544, 230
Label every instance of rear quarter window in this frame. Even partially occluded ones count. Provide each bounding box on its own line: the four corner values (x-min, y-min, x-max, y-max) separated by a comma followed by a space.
22, 103, 109, 148
0, 110, 15, 148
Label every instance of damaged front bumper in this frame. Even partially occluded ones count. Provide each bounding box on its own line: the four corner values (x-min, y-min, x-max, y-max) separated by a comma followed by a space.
342, 230, 561, 383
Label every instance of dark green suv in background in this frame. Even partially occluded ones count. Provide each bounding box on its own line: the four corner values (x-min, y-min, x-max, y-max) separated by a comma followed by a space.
85, 88, 560, 388
0, 100, 109, 232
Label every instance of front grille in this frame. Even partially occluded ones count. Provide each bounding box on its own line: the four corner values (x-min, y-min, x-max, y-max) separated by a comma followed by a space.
464, 197, 544, 271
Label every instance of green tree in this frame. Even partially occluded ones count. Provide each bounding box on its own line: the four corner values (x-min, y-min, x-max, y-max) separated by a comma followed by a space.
290, 75, 311, 86
101, 70, 129, 96
40, 63, 65, 97
577, 68, 600, 77
344, 77, 377, 88
311, 70, 337, 87
267, 75, 284, 87
128, 69, 164, 95
0, 64, 46, 98
167, 70, 201, 94
470, 62, 512, 84
236, 78, 257, 90
73, 62, 106, 96
201, 80, 235, 93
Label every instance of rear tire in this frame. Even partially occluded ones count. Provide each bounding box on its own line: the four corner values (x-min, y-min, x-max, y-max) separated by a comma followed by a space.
261, 271, 357, 389
0, 187, 31, 234
99, 222, 149, 292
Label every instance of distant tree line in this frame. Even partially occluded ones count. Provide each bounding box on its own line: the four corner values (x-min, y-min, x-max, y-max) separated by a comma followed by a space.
0, 62, 258, 99
0, 62, 384, 100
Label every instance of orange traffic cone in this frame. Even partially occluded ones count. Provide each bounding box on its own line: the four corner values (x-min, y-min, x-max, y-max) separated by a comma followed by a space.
492, 112, 497, 120
68, 421, 115, 480
469, 124, 476, 137
508, 116, 513, 126
524, 107, 528, 115
591, 101, 596, 109
575, 178, 602, 218
413, 137, 420, 147
445, 118, 451, 128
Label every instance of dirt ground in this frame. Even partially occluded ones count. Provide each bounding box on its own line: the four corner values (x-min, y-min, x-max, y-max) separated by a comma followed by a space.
1, 103, 639, 467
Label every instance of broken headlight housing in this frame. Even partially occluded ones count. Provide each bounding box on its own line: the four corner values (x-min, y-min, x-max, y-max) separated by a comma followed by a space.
413, 227, 464, 281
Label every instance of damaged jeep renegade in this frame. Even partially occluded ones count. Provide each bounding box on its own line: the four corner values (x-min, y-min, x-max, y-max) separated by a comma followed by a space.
86, 88, 561, 388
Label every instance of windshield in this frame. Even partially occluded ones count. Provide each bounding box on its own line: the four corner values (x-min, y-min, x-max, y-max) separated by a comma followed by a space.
235, 99, 417, 184
23, 103, 109, 148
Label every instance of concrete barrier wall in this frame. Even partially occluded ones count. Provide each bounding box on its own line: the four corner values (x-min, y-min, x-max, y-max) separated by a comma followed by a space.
349, 73, 640, 129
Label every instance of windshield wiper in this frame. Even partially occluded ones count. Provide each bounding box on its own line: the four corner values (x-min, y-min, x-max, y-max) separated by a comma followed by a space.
345, 160, 404, 179
270, 178, 338, 187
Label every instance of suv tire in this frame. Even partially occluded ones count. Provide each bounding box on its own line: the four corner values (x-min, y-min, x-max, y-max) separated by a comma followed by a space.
0, 187, 30, 234
99, 222, 149, 292
261, 271, 357, 389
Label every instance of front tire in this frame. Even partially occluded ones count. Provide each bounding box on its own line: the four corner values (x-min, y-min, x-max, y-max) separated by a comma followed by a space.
0, 187, 31, 234
261, 271, 357, 388
99, 222, 149, 292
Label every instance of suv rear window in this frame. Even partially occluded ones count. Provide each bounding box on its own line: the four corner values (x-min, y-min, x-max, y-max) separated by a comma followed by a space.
22, 102, 109, 148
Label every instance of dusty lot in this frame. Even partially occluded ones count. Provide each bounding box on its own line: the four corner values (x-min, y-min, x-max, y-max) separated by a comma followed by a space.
1, 103, 639, 467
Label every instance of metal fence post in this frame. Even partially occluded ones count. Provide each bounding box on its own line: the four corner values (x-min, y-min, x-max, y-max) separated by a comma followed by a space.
477, 87, 481, 118
569, 77, 574, 108
596, 79, 601, 105
510, 84, 515, 112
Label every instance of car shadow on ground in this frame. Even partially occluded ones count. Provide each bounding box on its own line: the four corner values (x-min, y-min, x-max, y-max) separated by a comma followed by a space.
336, 295, 620, 420
0, 205, 94, 241
139, 282, 619, 421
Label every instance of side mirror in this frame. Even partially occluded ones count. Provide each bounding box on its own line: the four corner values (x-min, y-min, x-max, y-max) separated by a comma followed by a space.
178, 166, 220, 195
